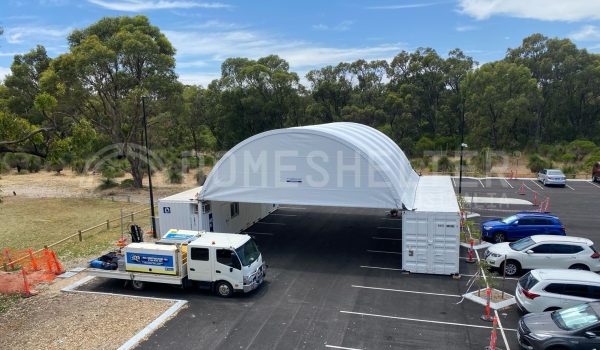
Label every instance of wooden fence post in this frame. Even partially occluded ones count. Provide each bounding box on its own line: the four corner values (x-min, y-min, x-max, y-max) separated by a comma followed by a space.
78, 230, 82, 242
106, 219, 110, 229
131, 212, 134, 222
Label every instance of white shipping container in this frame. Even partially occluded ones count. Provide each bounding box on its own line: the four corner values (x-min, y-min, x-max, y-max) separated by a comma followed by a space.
402, 176, 460, 275
158, 187, 277, 236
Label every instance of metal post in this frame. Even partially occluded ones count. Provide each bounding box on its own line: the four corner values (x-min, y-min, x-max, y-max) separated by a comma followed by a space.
502, 254, 507, 299
120, 208, 124, 241
459, 101, 465, 194
142, 96, 158, 238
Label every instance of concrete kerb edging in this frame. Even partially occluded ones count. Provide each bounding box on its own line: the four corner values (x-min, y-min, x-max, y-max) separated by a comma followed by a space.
61, 275, 188, 350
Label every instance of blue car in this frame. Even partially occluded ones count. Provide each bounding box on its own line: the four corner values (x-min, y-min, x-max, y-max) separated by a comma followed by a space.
481, 212, 565, 243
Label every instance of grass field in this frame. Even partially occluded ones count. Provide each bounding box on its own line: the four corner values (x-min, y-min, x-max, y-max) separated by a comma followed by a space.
0, 197, 146, 263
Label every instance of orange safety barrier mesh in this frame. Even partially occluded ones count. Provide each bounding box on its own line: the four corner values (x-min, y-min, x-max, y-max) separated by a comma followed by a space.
0, 248, 64, 296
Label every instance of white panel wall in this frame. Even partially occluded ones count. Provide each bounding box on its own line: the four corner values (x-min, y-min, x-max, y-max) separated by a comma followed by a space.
402, 211, 460, 275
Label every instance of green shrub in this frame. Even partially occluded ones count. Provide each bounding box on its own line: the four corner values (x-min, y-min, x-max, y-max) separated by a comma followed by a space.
47, 159, 65, 174
168, 167, 183, 184
415, 136, 435, 156
119, 178, 136, 189
5, 153, 28, 172
562, 165, 577, 178
560, 153, 576, 163
528, 154, 552, 173
437, 156, 455, 173
202, 155, 215, 167
99, 178, 118, 190
566, 140, 597, 161
27, 156, 42, 173
0, 160, 10, 174
71, 158, 88, 174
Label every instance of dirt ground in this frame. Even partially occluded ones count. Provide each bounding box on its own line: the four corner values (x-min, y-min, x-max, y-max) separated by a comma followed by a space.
0, 275, 181, 350
0, 168, 210, 203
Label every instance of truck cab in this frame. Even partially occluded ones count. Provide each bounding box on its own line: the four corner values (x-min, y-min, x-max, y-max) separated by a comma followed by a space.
187, 232, 265, 297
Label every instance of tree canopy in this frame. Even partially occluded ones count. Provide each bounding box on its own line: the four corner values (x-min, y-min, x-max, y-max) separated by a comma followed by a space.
2, 17, 600, 185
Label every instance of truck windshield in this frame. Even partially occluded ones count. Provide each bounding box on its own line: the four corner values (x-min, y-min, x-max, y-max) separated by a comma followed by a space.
235, 239, 261, 266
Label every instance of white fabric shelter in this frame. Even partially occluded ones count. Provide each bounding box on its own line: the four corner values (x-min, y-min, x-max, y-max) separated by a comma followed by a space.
200, 122, 420, 209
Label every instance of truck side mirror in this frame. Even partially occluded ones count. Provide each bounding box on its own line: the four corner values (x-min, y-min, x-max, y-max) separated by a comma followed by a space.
526, 250, 534, 254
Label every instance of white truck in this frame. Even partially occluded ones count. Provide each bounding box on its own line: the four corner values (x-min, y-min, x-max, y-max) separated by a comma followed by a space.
86, 230, 266, 297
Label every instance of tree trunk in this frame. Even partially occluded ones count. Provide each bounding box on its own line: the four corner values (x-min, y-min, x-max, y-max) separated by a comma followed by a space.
128, 156, 144, 188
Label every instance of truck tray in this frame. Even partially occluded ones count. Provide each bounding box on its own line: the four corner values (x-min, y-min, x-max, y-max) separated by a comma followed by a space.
86, 268, 185, 285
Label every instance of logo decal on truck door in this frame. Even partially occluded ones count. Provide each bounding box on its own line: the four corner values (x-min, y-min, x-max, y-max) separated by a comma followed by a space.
163, 207, 171, 214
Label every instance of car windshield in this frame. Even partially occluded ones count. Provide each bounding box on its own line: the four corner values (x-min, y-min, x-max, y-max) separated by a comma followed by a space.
552, 304, 600, 331
548, 170, 564, 176
235, 239, 261, 266
509, 237, 535, 251
501, 215, 519, 224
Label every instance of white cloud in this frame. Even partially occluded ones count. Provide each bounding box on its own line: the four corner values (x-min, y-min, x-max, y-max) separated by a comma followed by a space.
455, 25, 477, 32
570, 25, 600, 41
188, 20, 243, 30
367, 3, 439, 10
0, 66, 10, 83
4, 25, 72, 44
87, 0, 230, 12
177, 59, 209, 68
458, 0, 600, 21
164, 29, 404, 70
178, 71, 220, 86
312, 20, 353, 32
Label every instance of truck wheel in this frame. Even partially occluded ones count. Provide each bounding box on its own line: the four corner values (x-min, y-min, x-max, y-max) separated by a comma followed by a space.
569, 264, 590, 271
501, 260, 520, 276
131, 280, 145, 291
215, 281, 233, 298
493, 232, 506, 243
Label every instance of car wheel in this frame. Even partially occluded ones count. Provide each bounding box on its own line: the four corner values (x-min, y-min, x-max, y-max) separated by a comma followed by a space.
543, 179, 547, 186
131, 280, 145, 291
493, 232, 506, 243
544, 307, 561, 312
501, 260, 520, 276
215, 281, 234, 298
569, 264, 590, 271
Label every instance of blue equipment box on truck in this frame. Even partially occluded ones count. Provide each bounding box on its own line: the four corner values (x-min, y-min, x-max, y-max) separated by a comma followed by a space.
124, 243, 180, 275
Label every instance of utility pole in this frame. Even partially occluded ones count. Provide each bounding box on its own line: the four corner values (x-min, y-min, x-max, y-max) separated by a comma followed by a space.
459, 101, 466, 195
142, 96, 158, 238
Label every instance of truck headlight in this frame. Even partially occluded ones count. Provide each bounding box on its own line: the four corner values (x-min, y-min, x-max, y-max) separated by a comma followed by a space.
243, 275, 251, 284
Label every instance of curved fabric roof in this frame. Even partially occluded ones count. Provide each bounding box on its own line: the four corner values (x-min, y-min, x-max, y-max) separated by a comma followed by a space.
200, 122, 420, 209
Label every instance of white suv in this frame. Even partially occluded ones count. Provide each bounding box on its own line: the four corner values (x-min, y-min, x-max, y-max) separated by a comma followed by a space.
515, 269, 600, 313
484, 235, 600, 276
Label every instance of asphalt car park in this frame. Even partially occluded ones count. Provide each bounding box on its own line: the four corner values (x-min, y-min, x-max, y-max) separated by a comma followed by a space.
77, 204, 525, 350
71, 177, 600, 350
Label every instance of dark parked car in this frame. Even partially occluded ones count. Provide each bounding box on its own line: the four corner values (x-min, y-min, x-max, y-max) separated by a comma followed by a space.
518, 302, 600, 350
593, 162, 600, 182
481, 212, 565, 243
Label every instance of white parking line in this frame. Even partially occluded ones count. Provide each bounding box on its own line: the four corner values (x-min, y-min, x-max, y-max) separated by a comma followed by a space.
340, 310, 517, 332
278, 206, 306, 210
325, 345, 363, 350
478, 178, 485, 188
530, 179, 544, 190
256, 222, 285, 225
372, 237, 402, 241
377, 227, 402, 230
270, 214, 298, 217
360, 265, 403, 271
503, 178, 514, 189
352, 285, 461, 298
588, 181, 600, 189
461, 273, 518, 281
245, 232, 274, 236
566, 184, 575, 191
367, 250, 402, 255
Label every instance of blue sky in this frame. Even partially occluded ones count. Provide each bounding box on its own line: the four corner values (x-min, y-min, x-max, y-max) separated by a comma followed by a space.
2, 0, 600, 86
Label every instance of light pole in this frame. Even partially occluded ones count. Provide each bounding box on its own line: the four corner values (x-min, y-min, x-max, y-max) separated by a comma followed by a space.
142, 96, 157, 238
459, 102, 466, 195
